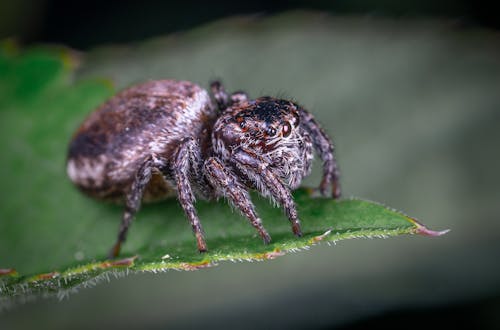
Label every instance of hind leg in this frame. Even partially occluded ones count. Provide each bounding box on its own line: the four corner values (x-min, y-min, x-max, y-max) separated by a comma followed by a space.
109, 155, 167, 258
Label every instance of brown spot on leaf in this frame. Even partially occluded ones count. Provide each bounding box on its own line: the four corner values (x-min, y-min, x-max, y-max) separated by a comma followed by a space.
311, 229, 333, 243
100, 256, 138, 268
252, 248, 286, 260
177, 261, 214, 271
0, 268, 17, 277
34, 272, 60, 281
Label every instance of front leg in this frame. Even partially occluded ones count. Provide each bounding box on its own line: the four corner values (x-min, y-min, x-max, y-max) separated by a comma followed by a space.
299, 108, 341, 199
204, 156, 271, 244
232, 149, 302, 238
172, 137, 207, 252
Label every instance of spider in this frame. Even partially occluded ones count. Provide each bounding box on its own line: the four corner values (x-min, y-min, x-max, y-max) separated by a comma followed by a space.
67, 80, 341, 258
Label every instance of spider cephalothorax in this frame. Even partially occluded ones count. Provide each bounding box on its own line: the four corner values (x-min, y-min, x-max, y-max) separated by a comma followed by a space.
67, 80, 340, 258
213, 97, 314, 192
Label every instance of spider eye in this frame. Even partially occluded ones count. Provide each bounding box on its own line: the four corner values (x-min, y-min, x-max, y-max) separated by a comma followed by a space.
282, 121, 292, 137
291, 112, 300, 127
239, 121, 246, 129
266, 126, 277, 137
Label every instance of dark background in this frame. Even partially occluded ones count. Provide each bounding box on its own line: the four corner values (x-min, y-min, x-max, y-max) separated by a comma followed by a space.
1, 1, 500, 329
1, 0, 498, 50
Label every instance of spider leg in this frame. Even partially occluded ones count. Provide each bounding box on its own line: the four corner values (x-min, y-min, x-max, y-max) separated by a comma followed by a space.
230, 90, 248, 105
204, 156, 272, 244
210, 80, 230, 111
299, 108, 341, 199
172, 137, 207, 252
109, 154, 166, 258
232, 149, 302, 237
210, 80, 248, 111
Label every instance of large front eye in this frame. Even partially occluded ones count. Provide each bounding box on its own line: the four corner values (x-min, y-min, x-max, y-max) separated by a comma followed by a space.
282, 121, 292, 137
266, 126, 277, 137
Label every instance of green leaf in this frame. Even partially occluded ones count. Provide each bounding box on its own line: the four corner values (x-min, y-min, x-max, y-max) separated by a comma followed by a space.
0, 44, 447, 307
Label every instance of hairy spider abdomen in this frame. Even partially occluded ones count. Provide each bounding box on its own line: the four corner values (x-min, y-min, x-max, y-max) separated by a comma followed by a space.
67, 80, 216, 202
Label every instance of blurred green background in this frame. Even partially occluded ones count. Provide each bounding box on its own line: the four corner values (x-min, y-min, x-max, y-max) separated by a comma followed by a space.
1, 1, 500, 329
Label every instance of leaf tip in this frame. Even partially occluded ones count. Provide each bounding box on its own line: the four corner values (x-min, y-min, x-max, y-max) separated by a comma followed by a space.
407, 216, 450, 237
417, 227, 451, 237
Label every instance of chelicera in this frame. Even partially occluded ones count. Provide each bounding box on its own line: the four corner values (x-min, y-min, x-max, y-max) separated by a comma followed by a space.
67, 80, 341, 258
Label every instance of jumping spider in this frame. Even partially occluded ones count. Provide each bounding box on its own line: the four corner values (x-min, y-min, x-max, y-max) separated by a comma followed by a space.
67, 80, 341, 258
